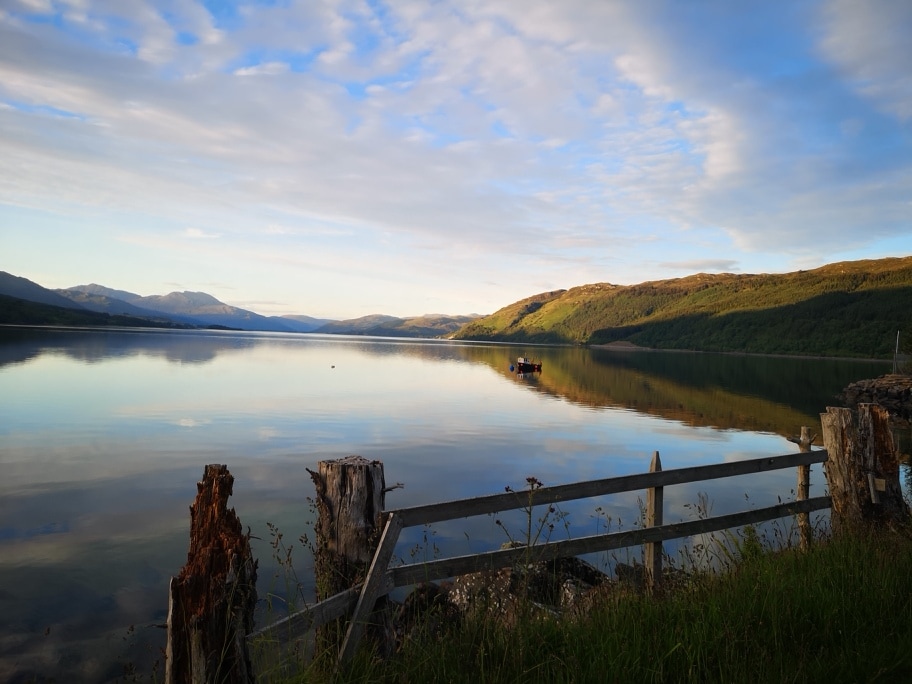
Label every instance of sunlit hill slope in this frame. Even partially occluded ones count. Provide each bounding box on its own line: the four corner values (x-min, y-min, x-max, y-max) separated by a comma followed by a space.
452, 257, 912, 359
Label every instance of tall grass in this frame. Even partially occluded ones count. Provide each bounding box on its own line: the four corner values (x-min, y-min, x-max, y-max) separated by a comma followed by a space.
317, 525, 912, 684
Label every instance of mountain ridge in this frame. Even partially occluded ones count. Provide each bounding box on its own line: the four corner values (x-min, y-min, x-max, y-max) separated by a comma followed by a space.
453, 256, 912, 358
0, 272, 478, 338
3, 256, 911, 353
66, 283, 143, 302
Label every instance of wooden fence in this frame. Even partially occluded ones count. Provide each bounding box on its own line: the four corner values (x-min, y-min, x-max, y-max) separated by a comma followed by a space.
250, 448, 830, 666
166, 405, 908, 682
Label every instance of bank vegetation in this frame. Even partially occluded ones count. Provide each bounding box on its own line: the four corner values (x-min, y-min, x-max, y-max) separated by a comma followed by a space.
258, 523, 912, 683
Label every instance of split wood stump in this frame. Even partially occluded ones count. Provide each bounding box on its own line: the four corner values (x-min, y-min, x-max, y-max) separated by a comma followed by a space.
307, 456, 392, 661
821, 405, 910, 533
166, 465, 258, 684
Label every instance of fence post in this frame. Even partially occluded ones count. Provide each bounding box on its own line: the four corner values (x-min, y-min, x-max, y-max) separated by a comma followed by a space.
820, 405, 910, 533
165, 465, 257, 684
307, 456, 392, 663
338, 512, 403, 667
789, 426, 815, 549
644, 451, 663, 591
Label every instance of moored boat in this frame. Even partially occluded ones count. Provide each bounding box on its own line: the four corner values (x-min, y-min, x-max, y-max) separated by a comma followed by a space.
512, 356, 542, 373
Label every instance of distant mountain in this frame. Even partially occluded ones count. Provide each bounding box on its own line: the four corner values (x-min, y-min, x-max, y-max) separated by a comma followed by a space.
275, 314, 336, 333
130, 291, 297, 331
9, 258, 912, 355
315, 314, 401, 334
4, 275, 338, 333
0, 293, 191, 329
65, 283, 143, 302
137, 291, 232, 314
358, 314, 480, 338
57, 288, 193, 322
59, 287, 299, 332
1, 272, 472, 338
313, 313, 480, 338
0, 272, 88, 310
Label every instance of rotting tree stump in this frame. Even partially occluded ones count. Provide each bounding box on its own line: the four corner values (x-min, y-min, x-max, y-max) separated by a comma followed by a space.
821, 405, 910, 533
166, 465, 257, 684
307, 456, 391, 660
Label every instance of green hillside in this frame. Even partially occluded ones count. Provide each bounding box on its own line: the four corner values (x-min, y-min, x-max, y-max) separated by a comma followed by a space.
453, 257, 912, 358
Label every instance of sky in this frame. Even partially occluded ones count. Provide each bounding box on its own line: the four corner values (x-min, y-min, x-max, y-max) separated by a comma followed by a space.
1, 0, 911, 320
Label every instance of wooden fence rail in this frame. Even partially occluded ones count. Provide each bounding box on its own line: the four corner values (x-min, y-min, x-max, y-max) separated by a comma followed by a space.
249, 448, 830, 665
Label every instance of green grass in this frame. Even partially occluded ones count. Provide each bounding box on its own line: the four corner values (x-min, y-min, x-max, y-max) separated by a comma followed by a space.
259, 524, 912, 683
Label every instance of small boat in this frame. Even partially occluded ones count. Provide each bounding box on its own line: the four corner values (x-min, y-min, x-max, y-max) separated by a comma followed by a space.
512, 356, 542, 373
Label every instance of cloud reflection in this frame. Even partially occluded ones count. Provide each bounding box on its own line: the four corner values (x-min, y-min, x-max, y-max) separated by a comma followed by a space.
0, 328, 898, 682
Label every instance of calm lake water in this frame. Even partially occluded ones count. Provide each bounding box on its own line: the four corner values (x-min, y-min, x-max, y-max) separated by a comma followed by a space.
0, 326, 900, 682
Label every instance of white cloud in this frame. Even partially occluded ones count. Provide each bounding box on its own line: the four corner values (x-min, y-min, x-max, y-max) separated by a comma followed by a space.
1, 1, 910, 317
615, 52, 675, 100
10, 0, 53, 12
234, 61, 288, 76
817, 0, 912, 121
659, 259, 740, 273
182, 228, 219, 239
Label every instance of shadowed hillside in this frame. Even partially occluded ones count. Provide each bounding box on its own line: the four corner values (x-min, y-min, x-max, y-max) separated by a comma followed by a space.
0, 294, 191, 329
453, 257, 912, 358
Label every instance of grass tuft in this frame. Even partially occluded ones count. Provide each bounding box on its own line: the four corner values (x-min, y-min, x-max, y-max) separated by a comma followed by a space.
289, 524, 912, 683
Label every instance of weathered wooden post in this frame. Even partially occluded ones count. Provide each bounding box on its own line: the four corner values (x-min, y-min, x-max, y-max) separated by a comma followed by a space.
307, 455, 391, 661
644, 451, 663, 591
166, 464, 258, 684
788, 426, 816, 549
820, 405, 910, 533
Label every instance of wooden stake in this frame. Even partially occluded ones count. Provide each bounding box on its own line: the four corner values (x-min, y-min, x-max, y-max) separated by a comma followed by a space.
644, 451, 663, 591
791, 426, 813, 549
166, 465, 257, 684
339, 512, 403, 667
307, 456, 391, 662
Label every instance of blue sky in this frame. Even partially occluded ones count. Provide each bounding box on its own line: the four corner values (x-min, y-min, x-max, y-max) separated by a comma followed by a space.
1, 0, 910, 319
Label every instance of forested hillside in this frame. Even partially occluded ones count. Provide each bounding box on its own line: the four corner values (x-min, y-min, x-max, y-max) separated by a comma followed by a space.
453, 257, 912, 358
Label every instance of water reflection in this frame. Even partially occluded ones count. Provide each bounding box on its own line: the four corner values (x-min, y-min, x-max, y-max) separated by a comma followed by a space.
1, 327, 890, 438
0, 326, 900, 682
